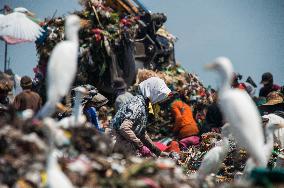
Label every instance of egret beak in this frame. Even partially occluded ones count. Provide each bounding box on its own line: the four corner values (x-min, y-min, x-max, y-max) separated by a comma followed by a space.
26, 11, 35, 17
204, 63, 217, 70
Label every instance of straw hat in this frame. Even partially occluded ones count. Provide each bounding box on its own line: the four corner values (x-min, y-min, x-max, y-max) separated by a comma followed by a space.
92, 93, 108, 108
263, 91, 283, 105
20, 76, 32, 88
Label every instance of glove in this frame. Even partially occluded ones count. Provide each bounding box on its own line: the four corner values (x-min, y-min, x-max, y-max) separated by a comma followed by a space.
179, 136, 200, 148
139, 146, 152, 157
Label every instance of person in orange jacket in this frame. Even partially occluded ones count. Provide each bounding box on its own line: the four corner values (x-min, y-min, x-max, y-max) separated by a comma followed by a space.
170, 93, 199, 139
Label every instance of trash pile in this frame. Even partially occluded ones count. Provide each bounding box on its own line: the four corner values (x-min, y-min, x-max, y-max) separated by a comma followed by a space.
0, 117, 48, 187
1, 113, 283, 187
179, 132, 249, 180
0, 113, 194, 188
133, 65, 214, 141
1, 0, 284, 187
35, 0, 176, 98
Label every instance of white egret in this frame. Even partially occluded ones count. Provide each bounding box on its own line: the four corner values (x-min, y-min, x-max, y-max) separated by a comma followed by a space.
243, 123, 284, 175
263, 114, 284, 147
197, 124, 230, 181
36, 15, 81, 119
13, 74, 22, 95
44, 118, 74, 188
72, 86, 88, 125
0, 7, 43, 41
205, 57, 266, 167
55, 86, 88, 128
56, 115, 86, 129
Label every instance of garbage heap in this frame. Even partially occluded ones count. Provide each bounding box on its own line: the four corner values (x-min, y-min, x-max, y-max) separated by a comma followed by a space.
1, 107, 283, 187
131, 65, 284, 185
35, 0, 176, 102
0, 113, 193, 188
133, 65, 213, 141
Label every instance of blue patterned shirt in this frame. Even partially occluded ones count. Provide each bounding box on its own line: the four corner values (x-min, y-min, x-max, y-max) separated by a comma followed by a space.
111, 95, 148, 136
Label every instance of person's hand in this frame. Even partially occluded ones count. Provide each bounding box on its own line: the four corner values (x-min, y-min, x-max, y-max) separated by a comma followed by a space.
159, 152, 170, 157
139, 146, 152, 156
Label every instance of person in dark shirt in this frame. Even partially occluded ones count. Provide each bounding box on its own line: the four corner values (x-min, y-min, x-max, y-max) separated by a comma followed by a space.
259, 72, 281, 98
13, 76, 42, 112
231, 73, 246, 90
205, 103, 224, 129
0, 79, 12, 108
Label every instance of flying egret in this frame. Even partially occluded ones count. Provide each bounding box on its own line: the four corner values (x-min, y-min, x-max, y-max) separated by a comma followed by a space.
36, 15, 81, 119
44, 118, 73, 188
0, 7, 43, 41
205, 57, 266, 167
243, 123, 284, 175
197, 124, 230, 181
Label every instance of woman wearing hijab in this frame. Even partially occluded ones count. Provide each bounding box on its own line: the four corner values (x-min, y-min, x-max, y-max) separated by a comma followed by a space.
111, 77, 171, 157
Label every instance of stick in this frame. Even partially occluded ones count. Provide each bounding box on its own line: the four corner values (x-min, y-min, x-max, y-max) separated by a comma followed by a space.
116, 0, 134, 14
46, 9, 57, 25
122, 0, 139, 14
4, 42, 7, 72
89, 1, 103, 28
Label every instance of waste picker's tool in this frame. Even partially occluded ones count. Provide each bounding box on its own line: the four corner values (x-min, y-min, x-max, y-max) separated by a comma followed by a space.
121, 0, 139, 14
115, 0, 135, 15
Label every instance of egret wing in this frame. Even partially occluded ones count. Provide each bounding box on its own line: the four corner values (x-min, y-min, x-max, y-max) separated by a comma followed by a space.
198, 147, 224, 176
47, 41, 78, 101
220, 89, 265, 165
0, 12, 43, 40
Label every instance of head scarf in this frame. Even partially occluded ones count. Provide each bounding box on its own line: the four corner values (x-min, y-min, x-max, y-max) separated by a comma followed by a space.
139, 77, 171, 104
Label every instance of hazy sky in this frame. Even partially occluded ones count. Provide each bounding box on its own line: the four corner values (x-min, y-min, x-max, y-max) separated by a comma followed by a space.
1, 0, 284, 90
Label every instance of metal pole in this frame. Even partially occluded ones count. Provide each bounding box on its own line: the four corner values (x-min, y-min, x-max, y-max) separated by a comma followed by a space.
4, 42, 8, 72
8, 57, 10, 70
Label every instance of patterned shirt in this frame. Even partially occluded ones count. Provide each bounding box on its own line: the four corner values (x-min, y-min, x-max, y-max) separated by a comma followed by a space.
114, 91, 134, 112
111, 95, 148, 136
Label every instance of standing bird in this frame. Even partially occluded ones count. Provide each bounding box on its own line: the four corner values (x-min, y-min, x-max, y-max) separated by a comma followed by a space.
205, 57, 266, 167
55, 86, 88, 128
72, 86, 88, 125
13, 74, 22, 95
243, 123, 284, 175
36, 15, 81, 119
197, 124, 230, 181
0, 7, 43, 41
44, 118, 73, 188
263, 114, 284, 147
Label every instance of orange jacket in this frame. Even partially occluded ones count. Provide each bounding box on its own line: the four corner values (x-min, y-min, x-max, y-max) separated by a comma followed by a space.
171, 100, 199, 139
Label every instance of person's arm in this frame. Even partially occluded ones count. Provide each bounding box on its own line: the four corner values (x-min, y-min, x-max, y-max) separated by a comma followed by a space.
12, 95, 20, 110
37, 95, 42, 111
119, 119, 143, 149
140, 132, 161, 156
171, 101, 182, 132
